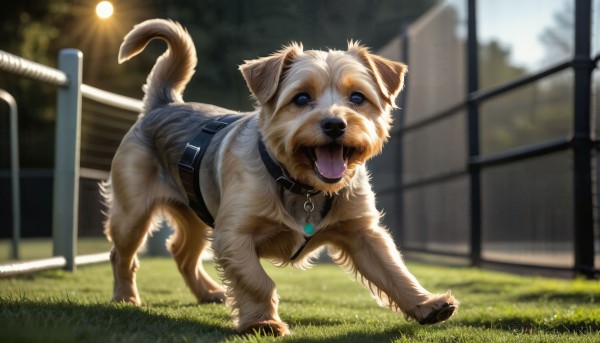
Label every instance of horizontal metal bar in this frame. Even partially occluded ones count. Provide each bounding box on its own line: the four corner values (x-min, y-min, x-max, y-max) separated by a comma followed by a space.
0, 256, 66, 277
0, 252, 110, 278
383, 139, 571, 193
479, 259, 585, 277
389, 170, 466, 192
398, 102, 465, 134
397, 59, 573, 135
74, 252, 111, 265
401, 246, 471, 259
376, 170, 466, 195
0, 50, 142, 112
81, 84, 143, 113
0, 50, 68, 86
469, 137, 571, 167
468, 60, 572, 104
401, 248, 591, 276
80, 167, 110, 180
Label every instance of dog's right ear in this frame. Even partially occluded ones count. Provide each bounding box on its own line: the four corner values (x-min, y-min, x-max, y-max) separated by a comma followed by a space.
239, 43, 302, 104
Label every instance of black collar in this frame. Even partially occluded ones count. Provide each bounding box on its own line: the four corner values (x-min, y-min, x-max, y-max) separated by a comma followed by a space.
257, 136, 318, 195
257, 135, 339, 261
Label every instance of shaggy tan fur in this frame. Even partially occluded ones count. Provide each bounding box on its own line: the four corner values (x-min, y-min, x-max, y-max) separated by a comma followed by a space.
103, 18, 458, 336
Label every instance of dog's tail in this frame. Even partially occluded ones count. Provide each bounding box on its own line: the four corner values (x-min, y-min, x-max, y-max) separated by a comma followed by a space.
118, 19, 197, 111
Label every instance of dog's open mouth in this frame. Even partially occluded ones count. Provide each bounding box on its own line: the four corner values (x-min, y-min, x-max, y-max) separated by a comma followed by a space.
305, 144, 354, 183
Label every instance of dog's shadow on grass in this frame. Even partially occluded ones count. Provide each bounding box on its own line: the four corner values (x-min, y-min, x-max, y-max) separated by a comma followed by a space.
1, 298, 445, 342
447, 279, 599, 304
0, 299, 235, 342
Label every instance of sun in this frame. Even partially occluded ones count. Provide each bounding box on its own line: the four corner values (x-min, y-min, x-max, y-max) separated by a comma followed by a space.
96, 1, 114, 19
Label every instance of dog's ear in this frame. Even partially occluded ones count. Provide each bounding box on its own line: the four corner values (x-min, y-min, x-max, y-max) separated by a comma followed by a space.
240, 43, 303, 104
348, 42, 407, 107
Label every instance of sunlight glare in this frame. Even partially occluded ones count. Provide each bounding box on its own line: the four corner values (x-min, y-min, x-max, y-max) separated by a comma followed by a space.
96, 1, 114, 19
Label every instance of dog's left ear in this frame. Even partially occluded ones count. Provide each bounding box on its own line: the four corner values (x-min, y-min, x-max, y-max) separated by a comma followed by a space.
348, 42, 407, 107
240, 43, 303, 104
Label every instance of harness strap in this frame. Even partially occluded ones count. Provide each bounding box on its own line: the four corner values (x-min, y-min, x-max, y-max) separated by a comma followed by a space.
178, 115, 242, 227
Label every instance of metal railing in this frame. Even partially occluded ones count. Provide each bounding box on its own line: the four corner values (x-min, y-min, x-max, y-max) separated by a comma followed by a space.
389, 0, 598, 278
0, 49, 142, 277
0, 89, 20, 261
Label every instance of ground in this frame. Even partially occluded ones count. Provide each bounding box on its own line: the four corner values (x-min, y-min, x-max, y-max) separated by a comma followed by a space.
0, 257, 599, 342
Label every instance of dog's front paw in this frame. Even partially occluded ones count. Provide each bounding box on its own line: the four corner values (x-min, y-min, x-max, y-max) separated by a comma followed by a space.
411, 291, 458, 325
239, 320, 290, 337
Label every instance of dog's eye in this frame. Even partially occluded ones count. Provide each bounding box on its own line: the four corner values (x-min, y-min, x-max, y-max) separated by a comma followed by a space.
292, 93, 311, 107
349, 92, 365, 105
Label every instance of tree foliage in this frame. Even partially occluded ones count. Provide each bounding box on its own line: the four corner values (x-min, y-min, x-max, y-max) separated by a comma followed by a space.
0, 0, 434, 169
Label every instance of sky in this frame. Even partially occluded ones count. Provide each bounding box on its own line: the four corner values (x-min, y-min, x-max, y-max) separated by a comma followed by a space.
476, 0, 571, 71
442, 0, 576, 71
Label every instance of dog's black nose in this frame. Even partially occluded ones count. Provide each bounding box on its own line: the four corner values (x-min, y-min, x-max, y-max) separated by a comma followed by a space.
321, 117, 347, 138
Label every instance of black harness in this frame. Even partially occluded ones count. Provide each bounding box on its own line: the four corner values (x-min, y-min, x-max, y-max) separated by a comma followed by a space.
178, 115, 242, 227
178, 117, 335, 260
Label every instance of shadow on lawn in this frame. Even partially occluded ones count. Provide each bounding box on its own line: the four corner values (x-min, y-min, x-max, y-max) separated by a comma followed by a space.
0, 300, 235, 343
284, 328, 415, 343
515, 290, 598, 304
458, 316, 600, 335
0, 299, 430, 343
446, 279, 599, 304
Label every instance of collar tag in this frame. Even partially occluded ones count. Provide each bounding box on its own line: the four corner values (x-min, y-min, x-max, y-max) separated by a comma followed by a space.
303, 193, 315, 236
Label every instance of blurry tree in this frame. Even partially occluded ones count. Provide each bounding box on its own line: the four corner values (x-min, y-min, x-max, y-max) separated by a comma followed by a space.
539, 1, 573, 66
154, 0, 437, 109
0, 0, 71, 168
0, 0, 434, 170
479, 41, 526, 90
479, 1, 574, 155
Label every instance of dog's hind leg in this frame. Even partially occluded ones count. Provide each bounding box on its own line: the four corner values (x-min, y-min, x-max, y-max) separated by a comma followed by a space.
165, 205, 226, 303
106, 208, 152, 305
104, 143, 162, 305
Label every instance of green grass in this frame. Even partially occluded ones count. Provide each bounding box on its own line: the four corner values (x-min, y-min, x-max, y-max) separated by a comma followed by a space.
0, 258, 599, 342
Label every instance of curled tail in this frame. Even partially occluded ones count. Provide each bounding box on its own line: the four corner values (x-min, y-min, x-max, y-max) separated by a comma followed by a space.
118, 19, 197, 111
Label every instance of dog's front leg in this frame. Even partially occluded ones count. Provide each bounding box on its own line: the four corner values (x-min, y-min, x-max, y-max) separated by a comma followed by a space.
329, 222, 458, 325
213, 229, 289, 336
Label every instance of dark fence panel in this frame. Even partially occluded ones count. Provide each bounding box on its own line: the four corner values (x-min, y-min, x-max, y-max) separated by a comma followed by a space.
370, 0, 599, 278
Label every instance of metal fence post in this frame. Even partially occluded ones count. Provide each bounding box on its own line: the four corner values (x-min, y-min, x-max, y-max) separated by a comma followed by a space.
395, 24, 410, 245
467, 0, 482, 267
0, 89, 20, 260
52, 49, 83, 272
572, 0, 595, 278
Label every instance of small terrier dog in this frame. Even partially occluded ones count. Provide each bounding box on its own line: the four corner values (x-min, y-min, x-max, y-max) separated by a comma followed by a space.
103, 18, 457, 336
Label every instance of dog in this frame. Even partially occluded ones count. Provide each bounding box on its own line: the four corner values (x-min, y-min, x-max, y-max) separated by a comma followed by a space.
103, 18, 458, 336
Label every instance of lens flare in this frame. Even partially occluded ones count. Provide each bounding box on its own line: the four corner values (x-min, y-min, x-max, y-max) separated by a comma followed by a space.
96, 1, 114, 19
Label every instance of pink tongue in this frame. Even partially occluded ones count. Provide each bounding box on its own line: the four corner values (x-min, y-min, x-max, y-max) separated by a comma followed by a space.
315, 145, 347, 180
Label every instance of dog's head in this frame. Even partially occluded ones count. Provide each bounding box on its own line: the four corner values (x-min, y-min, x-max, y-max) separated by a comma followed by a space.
240, 42, 407, 194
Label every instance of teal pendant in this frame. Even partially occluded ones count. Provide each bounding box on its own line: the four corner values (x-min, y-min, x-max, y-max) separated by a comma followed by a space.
303, 222, 315, 236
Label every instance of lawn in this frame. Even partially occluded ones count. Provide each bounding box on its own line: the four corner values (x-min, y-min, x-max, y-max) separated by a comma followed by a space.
0, 258, 599, 342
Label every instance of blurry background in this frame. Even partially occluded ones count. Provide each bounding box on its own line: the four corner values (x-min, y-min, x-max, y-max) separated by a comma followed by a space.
0, 0, 599, 276
0, 0, 434, 238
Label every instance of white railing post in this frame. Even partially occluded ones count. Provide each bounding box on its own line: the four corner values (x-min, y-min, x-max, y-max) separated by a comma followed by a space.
0, 89, 20, 260
52, 49, 83, 271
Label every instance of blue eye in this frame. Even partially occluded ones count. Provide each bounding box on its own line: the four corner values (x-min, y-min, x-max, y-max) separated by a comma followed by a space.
349, 92, 365, 105
292, 93, 311, 107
